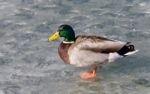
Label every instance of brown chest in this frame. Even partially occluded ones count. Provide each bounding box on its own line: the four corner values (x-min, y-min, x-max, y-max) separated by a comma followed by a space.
58, 43, 72, 64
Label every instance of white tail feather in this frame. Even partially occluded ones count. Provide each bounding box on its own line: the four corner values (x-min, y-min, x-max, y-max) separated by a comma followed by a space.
108, 50, 139, 63
124, 50, 139, 56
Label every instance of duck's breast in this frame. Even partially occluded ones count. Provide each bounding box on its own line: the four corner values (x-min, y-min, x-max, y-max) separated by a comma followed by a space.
58, 42, 72, 64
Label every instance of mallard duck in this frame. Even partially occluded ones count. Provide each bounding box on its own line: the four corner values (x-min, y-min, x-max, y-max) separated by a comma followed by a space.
48, 24, 138, 79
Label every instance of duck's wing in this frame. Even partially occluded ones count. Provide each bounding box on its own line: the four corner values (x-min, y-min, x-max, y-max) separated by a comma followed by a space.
71, 35, 126, 53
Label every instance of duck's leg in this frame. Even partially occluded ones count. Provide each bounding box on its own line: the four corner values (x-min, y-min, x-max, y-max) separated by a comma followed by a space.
80, 66, 97, 79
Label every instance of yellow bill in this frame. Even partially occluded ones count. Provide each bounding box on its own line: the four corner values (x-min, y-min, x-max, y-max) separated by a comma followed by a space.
48, 32, 60, 41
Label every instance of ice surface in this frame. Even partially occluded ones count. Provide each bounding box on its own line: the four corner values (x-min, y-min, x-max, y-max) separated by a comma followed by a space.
0, 0, 150, 94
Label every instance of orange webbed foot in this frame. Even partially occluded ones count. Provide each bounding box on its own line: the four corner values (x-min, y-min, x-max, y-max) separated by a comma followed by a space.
80, 67, 97, 79
80, 72, 96, 79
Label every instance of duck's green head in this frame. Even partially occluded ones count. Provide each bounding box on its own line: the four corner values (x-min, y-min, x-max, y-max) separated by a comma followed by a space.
48, 25, 75, 42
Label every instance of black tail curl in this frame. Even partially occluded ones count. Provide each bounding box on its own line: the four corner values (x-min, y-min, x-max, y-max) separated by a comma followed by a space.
118, 42, 135, 56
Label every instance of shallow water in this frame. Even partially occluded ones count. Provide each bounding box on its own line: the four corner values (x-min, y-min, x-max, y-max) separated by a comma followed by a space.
0, 0, 150, 94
